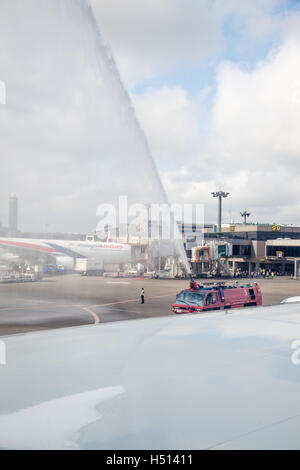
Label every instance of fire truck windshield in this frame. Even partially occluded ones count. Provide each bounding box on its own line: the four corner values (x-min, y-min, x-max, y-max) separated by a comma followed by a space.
176, 291, 205, 306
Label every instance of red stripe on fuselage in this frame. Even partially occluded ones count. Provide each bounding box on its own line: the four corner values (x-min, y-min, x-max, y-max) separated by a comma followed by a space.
0, 240, 57, 253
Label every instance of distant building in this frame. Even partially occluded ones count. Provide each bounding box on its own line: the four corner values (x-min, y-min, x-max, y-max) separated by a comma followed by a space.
189, 223, 300, 277
8, 194, 18, 236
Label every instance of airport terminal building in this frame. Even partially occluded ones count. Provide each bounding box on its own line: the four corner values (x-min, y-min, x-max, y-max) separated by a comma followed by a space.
186, 223, 300, 277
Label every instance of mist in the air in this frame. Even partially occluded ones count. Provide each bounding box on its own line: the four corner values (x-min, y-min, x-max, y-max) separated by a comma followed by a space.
0, 0, 169, 234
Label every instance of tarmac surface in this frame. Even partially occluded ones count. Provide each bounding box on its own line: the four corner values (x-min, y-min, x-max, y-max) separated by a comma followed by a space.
0, 274, 300, 336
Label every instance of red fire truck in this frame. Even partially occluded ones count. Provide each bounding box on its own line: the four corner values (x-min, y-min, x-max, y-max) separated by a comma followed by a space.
172, 280, 262, 314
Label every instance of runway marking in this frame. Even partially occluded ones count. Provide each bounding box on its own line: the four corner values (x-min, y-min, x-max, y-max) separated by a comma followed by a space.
82, 307, 100, 325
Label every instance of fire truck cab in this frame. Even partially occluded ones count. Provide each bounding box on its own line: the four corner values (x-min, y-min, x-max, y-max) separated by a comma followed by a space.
172, 280, 262, 314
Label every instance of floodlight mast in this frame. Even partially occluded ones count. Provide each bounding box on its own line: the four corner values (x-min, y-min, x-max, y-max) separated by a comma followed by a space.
211, 191, 230, 233
240, 210, 250, 224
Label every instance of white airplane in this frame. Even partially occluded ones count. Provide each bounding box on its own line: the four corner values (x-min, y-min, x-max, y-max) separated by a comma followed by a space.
1, 301, 300, 449
0, 236, 132, 271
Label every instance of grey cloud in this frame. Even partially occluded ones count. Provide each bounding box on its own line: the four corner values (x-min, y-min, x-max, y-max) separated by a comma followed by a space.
90, 0, 223, 85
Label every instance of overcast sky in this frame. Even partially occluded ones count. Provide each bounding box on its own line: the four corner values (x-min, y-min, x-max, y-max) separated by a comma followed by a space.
1, 0, 300, 232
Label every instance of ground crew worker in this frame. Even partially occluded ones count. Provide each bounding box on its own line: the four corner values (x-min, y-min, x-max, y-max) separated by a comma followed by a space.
140, 287, 145, 304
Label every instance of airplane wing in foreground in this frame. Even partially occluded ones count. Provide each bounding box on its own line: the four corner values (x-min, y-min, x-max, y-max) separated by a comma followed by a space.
1, 303, 300, 449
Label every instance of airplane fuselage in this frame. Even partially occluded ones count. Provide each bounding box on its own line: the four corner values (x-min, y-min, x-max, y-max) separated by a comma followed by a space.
0, 238, 132, 267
